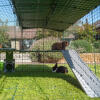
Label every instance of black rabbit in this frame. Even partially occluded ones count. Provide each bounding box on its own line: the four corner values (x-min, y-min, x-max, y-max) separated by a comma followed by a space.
52, 63, 68, 73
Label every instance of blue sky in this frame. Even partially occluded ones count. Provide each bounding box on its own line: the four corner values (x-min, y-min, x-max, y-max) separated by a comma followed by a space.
0, 0, 100, 26
0, 0, 16, 25
80, 6, 100, 25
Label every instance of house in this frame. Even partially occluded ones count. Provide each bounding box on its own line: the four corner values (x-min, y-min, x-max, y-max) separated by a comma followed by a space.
95, 20, 100, 33
7, 26, 37, 50
94, 20, 100, 40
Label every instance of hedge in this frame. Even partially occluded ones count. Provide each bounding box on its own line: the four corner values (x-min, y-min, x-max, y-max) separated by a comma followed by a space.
30, 37, 63, 63
68, 40, 93, 53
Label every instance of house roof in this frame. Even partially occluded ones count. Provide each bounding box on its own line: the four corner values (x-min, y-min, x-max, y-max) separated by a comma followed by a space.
7, 26, 37, 39
11, 0, 100, 32
95, 20, 100, 29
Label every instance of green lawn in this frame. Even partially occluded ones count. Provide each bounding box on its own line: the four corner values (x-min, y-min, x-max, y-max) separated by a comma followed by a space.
0, 64, 100, 100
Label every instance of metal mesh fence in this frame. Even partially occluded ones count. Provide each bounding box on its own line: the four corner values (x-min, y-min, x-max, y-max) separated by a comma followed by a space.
0, 0, 100, 99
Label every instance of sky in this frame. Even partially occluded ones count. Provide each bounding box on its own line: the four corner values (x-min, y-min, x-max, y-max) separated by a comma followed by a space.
0, 0, 16, 26
0, 0, 100, 26
80, 6, 100, 25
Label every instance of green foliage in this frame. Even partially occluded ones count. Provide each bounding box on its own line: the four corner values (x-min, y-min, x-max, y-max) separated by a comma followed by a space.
64, 25, 79, 37
0, 19, 10, 47
93, 41, 100, 49
77, 23, 97, 43
30, 37, 63, 62
93, 41, 100, 53
36, 28, 63, 40
69, 40, 93, 53
63, 20, 97, 44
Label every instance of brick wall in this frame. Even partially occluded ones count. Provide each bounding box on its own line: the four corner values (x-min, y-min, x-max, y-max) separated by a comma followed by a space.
80, 53, 100, 64
58, 53, 100, 64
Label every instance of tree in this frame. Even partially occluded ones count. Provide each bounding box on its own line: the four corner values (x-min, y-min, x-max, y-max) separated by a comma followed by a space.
77, 19, 97, 43
63, 20, 83, 39
35, 28, 63, 40
0, 19, 10, 48
63, 25, 79, 38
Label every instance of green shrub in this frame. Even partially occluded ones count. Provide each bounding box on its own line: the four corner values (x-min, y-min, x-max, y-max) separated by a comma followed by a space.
69, 40, 93, 53
30, 37, 63, 62
0, 62, 4, 71
93, 41, 100, 49
93, 41, 100, 53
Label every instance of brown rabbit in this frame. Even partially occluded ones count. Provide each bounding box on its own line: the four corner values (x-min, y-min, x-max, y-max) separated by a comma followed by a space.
52, 41, 68, 50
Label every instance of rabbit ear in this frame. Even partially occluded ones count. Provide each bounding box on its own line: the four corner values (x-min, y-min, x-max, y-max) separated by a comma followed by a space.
66, 41, 69, 46
54, 63, 57, 67
56, 62, 58, 66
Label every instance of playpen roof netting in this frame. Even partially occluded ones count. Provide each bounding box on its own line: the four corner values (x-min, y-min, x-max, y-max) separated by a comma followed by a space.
11, 0, 100, 31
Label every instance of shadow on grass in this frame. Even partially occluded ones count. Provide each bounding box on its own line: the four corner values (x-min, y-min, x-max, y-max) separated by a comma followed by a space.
0, 75, 6, 94
1, 64, 83, 92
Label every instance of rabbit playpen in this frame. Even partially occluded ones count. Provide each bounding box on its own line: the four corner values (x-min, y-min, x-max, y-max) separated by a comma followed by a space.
0, 0, 100, 73
0, 0, 100, 99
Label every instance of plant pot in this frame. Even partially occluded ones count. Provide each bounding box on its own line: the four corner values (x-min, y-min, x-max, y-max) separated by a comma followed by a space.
0, 44, 2, 48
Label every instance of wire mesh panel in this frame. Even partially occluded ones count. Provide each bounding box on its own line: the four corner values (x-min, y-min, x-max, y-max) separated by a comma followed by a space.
0, 0, 100, 99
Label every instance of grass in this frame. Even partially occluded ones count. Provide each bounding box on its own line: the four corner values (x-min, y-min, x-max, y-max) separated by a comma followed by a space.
0, 64, 100, 100
88, 64, 100, 78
